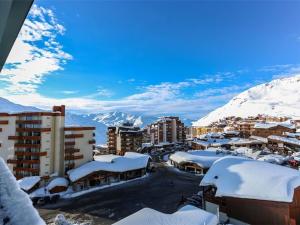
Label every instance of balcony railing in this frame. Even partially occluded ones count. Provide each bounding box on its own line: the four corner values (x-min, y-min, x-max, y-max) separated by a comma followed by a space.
14, 151, 47, 156
14, 143, 41, 148
65, 154, 84, 160
16, 128, 51, 132
65, 148, 80, 153
8, 136, 41, 140
65, 134, 84, 139
16, 120, 42, 124
88, 139, 96, 144
7, 159, 40, 164
65, 141, 75, 146
13, 167, 39, 173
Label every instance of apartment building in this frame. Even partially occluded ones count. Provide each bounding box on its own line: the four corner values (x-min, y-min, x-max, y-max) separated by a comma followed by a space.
147, 116, 186, 145
107, 122, 143, 155
0, 105, 95, 179
64, 126, 96, 172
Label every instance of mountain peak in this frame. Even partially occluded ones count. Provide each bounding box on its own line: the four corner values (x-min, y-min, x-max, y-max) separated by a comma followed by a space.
193, 74, 300, 126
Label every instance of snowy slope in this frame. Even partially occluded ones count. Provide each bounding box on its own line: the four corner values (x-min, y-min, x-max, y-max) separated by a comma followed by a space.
193, 74, 300, 126
0, 97, 39, 112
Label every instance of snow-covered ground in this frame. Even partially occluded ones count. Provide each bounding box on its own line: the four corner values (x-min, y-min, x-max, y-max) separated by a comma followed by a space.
0, 158, 45, 225
193, 74, 300, 126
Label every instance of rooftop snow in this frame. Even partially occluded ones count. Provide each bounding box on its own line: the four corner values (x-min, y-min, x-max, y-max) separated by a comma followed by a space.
0, 158, 45, 225
169, 149, 227, 168
254, 122, 295, 129
268, 135, 300, 146
112, 204, 218, 225
47, 177, 69, 190
258, 154, 286, 165
68, 152, 150, 182
17, 176, 40, 191
200, 156, 300, 202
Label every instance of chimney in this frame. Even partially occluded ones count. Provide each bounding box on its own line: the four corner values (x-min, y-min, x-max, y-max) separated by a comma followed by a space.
52, 105, 65, 116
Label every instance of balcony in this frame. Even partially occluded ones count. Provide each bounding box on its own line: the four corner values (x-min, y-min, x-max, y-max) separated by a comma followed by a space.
7, 159, 40, 164
65, 148, 80, 153
15, 151, 47, 156
0, 120, 9, 125
8, 135, 41, 140
16, 120, 42, 124
65, 154, 84, 160
13, 167, 39, 173
14, 143, 41, 148
16, 128, 51, 132
65, 134, 84, 139
65, 141, 75, 146
88, 139, 96, 144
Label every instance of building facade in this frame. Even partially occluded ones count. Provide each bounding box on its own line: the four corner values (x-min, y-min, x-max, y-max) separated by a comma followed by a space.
0, 105, 95, 179
147, 116, 186, 144
107, 122, 143, 155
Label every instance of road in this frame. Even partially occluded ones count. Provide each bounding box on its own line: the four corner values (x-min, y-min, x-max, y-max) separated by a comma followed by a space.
38, 163, 202, 224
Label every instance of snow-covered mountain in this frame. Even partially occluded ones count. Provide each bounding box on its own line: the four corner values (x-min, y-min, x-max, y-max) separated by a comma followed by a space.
193, 74, 300, 126
65, 112, 159, 144
0, 97, 186, 144
0, 97, 39, 112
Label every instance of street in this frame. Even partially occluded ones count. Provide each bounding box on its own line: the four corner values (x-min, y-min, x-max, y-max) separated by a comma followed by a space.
38, 163, 201, 224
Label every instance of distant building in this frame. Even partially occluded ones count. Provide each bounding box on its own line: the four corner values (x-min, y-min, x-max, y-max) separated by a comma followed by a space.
107, 122, 143, 155
201, 157, 300, 225
252, 122, 296, 138
0, 105, 95, 179
147, 116, 186, 145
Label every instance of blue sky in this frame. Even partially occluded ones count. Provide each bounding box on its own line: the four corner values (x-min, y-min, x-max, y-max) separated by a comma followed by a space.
1, 1, 300, 119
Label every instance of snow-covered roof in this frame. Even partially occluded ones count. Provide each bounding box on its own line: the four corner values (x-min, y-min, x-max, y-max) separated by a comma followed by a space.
47, 177, 69, 190
200, 156, 300, 202
249, 135, 268, 143
68, 152, 150, 182
268, 135, 300, 146
169, 149, 226, 168
228, 137, 263, 145
112, 205, 218, 225
0, 158, 45, 225
254, 122, 295, 129
258, 154, 286, 165
17, 176, 40, 191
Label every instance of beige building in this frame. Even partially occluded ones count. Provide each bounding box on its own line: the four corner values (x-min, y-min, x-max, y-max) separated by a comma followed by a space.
0, 105, 95, 179
147, 116, 186, 144
107, 122, 143, 155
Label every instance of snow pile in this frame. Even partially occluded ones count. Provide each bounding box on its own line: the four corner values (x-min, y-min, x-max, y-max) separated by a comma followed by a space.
68, 152, 150, 182
0, 157, 45, 225
169, 149, 227, 168
17, 176, 40, 191
112, 204, 218, 225
193, 74, 300, 126
257, 154, 286, 165
201, 156, 300, 202
54, 214, 73, 225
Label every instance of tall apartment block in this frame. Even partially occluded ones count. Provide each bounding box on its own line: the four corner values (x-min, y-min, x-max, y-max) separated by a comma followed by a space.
147, 116, 186, 144
0, 105, 95, 179
107, 122, 143, 155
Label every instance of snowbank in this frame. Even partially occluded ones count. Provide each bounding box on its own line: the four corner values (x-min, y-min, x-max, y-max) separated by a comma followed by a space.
112, 204, 218, 225
68, 152, 150, 182
200, 156, 300, 202
17, 176, 40, 191
0, 157, 45, 225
